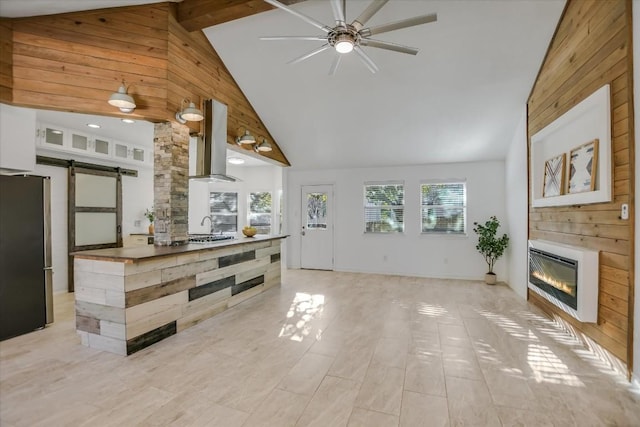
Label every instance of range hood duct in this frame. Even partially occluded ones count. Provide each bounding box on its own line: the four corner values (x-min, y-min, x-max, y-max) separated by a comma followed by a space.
189, 99, 240, 182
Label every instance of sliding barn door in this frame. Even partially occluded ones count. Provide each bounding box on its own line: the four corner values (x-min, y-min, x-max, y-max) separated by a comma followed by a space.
68, 166, 122, 291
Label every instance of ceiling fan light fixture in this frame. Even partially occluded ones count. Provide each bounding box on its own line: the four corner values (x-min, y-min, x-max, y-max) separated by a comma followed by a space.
335, 35, 354, 53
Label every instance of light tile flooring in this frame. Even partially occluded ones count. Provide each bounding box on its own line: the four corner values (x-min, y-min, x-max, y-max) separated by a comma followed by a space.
1, 269, 639, 426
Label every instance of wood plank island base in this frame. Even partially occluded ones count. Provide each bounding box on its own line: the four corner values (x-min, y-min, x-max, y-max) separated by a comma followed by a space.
72, 235, 285, 355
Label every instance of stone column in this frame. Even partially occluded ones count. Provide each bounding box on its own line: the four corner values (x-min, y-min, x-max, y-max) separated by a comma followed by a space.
153, 122, 189, 245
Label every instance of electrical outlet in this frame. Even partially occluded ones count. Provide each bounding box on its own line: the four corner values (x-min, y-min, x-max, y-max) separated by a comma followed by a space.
134, 220, 141, 227
621, 203, 629, 220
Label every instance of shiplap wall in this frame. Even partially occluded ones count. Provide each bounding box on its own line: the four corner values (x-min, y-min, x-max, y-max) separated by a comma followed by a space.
527, 0, 634, 367
0, 20, 12, 102
3, 3, 289, 166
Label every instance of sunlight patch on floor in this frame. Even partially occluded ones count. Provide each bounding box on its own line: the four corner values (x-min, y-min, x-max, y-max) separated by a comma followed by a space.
279, 292, 325, 342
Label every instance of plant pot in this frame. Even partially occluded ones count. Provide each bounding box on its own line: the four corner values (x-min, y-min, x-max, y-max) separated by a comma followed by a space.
485, 272, 497, 285
148, 223, 154, 235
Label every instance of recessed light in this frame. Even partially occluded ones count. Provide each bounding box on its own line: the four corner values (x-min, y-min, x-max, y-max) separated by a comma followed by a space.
87, 123, 101, 129
227, 157, 245, 165
121, 119, 135, 124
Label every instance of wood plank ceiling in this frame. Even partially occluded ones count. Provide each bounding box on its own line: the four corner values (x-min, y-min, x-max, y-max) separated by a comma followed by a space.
176, 0, 306, 32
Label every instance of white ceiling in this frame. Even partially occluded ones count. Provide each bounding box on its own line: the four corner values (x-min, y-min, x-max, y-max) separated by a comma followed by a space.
1, 0, 565, 171
206, 0, 565, 170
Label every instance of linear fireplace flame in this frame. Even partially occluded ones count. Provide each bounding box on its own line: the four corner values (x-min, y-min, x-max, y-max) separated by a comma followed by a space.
531, 271, 574, 296
528, 240, 598, 323
529, 248, 578, 310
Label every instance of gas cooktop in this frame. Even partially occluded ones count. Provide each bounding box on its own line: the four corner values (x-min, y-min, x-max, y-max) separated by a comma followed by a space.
188, 234, 235, 244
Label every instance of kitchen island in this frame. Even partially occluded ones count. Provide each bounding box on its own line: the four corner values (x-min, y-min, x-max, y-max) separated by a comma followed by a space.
72, 235, 285, 355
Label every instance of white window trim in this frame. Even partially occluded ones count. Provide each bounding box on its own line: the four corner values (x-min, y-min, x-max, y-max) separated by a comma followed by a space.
364, 181, 405, 234
420, 180, 467, 236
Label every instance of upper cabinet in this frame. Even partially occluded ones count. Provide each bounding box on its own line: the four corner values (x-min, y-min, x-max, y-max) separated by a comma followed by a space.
0, 104, 36, 173
36, 122, 152, 168
38, 123, 112, 159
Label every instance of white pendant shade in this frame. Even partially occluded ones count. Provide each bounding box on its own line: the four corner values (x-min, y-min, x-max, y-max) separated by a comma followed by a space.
108, 84, 136, 111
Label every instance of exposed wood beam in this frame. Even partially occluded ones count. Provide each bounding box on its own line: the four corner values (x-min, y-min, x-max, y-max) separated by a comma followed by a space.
177, 0, 307, 32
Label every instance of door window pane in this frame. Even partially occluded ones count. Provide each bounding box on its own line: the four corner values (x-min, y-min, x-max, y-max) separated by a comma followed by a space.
307, 193, 327, 229
210, 192, 238, 233
75, 174, 116, 208
75, 212, 117, 245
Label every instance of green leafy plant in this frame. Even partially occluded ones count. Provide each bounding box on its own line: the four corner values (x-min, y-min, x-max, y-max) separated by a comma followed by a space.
473, 216, 509, 274
144, 207, 155, 223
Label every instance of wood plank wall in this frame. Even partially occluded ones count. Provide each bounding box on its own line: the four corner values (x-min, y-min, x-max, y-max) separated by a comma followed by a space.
0, 20, 13, 102
5, 3, 289, 166
527, 0, 634, 369
167, 10, 289, 165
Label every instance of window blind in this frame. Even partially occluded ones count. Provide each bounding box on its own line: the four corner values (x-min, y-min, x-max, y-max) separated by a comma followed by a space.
364, 182, 404, 233
209, 192, 238, 233
421, 182, 466, 234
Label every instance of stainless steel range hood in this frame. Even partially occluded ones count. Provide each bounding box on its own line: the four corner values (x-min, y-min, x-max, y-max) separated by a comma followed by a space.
189, 99, 239, 182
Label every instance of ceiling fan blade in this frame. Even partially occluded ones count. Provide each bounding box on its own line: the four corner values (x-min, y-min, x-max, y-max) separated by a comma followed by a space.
352, 0, 389, 31
264, 0, 332, 33
330, 0, 346, 25
260, 36, 328, 41
362, 13, 437, 37
353, 46, 379, 73
288, 44, 331, 65
360, 38, 418, 55
329, 54, 342, 76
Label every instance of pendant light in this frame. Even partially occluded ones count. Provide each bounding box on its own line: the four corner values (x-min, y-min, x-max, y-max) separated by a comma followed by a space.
108, 80, 136, 113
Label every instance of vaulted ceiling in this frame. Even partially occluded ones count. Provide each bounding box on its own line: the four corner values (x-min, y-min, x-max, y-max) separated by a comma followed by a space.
0, 0, 566, 170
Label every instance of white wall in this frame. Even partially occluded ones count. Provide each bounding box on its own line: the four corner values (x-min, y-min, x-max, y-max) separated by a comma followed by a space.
122, 169, 154, 235
631, 0, 640, 389
285, 160, 507, 280
188, 165, 283, 235
505, 108, 529, 299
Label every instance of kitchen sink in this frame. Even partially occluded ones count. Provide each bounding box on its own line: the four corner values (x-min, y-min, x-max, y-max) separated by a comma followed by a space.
188, 234, 235, 244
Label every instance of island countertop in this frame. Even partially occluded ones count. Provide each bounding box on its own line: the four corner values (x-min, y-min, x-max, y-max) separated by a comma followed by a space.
73, 234, 285, 355
72, 234, 287, 263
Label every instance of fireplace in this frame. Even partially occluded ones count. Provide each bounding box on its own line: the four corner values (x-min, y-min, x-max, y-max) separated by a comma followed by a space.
527, 240, 599, 323
529, 249, 577, 310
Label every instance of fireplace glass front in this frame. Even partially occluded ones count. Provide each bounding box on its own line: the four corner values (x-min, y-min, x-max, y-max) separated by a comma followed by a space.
529, 248, 578, 309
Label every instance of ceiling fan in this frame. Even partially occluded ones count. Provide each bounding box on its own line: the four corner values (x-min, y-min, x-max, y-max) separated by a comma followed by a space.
261, 0, 437, 75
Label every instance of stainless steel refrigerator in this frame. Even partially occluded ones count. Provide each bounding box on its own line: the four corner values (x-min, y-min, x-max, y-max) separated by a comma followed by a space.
0, 174, 54, 340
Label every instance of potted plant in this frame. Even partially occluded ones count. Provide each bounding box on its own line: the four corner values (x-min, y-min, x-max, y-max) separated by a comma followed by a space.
473, 216, 509, 285
144, 207, 155, 235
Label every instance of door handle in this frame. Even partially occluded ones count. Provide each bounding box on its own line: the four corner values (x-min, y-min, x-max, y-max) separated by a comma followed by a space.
301, 231, 306, 236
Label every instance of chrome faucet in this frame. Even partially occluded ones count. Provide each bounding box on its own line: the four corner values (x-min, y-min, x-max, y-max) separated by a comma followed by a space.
200, 215, 214, 234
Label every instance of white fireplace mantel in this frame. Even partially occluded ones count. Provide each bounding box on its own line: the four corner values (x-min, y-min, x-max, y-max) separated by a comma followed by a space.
528, 239, 599, 323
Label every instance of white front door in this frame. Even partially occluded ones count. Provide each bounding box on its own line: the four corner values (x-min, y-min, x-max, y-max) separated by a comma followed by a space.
300, 185, 334, 270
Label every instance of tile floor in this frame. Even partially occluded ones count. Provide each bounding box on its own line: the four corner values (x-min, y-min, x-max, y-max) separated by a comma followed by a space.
1, 269, 639, 426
